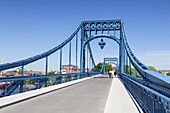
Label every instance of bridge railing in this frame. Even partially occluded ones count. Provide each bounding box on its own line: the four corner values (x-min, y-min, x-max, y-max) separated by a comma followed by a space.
121, 73, 170, 113
0, 72, 100, 97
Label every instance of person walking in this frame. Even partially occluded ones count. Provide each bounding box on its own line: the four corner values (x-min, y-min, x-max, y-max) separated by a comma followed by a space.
109, 71, 112, 78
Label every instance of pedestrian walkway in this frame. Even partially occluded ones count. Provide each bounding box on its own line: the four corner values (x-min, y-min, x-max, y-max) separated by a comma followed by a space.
104, 77, 143, 113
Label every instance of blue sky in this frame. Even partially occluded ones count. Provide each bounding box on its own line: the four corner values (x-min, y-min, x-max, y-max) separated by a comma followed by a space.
0, 0, 170, 72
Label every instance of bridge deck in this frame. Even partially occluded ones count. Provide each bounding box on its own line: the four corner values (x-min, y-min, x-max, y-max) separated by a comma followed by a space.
0, 75, 142, 113
0, 75, 112, 113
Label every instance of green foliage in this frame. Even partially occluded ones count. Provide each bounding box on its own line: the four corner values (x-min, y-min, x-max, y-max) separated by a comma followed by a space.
56, 72, 60, 74
91, 68, 96, 72
167, 73, 170, 76
13, 70, 17, 72
94, 62, 113, 74
18, 69, 21, 74
5, 75, 9, 77
148, 66, 157, 72
158, 71, 162, 73
47, 71, 55, 75
96, 62, 103, 72
50, 77, 57, 83
124, 65, 141, 78
105, 63, 113, 72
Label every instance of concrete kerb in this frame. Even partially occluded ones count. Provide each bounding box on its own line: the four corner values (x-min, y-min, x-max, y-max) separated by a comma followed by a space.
0, 74, 102, 108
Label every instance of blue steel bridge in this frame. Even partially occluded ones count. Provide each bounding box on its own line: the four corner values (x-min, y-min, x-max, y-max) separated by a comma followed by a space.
0, 20, 169, 113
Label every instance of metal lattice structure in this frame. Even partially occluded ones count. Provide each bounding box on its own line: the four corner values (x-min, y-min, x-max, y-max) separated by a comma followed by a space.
0, 20, 169, 113
100, 58, 118, 74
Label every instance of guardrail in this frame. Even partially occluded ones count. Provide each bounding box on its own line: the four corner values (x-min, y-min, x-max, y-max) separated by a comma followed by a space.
0, 72, 100, 97
120, 74, 170, 113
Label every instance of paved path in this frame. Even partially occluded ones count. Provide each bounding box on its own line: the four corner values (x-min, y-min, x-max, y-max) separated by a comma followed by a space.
104, 77, 143, 113
0, 75, 112, 113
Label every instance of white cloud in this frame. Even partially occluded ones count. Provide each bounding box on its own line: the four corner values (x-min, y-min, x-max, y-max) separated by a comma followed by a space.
138, 50, 170, 70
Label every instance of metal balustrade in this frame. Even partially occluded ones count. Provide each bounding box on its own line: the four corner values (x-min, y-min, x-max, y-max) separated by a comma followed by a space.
0, 72, 100, 97
120, 74, 170, 113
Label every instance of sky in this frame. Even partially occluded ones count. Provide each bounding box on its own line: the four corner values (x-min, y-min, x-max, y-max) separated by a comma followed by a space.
0, 0, 170, 72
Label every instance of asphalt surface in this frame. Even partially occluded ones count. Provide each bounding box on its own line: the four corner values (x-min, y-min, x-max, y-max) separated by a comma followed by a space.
0, 75, 112, 113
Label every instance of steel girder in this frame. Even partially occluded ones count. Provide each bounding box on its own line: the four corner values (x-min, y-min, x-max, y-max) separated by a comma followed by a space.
101, 58, 118, 74
121, 23, 170, 97
80, 34, 120, 73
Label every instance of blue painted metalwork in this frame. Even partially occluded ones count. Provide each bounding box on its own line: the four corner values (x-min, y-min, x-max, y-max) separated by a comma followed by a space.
101, 58, 118, 74
0, 19, 169, 112
69, 41, 71, 73
134, 68, 137, 77
129, 60, 131, 75
45, 56, 48, 87
121, 74, 170, 113
60, 48, 62, 74
87, 45, 88, 72
76, 34, 78, 72
0, 72, 100, 97
20, 65, 24, 93
80, 34, 120, 73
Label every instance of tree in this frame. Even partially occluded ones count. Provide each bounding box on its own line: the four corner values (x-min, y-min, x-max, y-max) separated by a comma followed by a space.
5, 75, 9, 77
105, 63, 113, 74
13, 70, 17, 72
56, 72, 60, 74
93, 62, 113, 74
167, 73, 170, 76
148, 66, 157, 72
158, 71, 162, 73
18, 69, 21, 74
47, 71, 55, 75
96, 62, 103, 72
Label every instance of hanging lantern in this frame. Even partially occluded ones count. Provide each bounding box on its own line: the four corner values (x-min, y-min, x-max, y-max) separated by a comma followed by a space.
98, 39, 106, 49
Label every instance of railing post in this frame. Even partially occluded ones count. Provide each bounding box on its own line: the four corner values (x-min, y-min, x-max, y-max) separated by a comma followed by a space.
60, 48, 62, 74
38, 80, 40, 89
45, 56, 48, 87
87, 45, 88, 73
5, 81, 7, 96
20, 65, 24, 93
153, 94, 155, 113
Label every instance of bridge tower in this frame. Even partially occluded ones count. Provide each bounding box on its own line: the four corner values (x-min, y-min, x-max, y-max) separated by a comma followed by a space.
80, 20, 124, 76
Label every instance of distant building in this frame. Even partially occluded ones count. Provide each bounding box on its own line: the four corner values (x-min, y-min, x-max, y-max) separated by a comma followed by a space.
1, 71, 16, 77
61, 65, 80, 74
158, 70, 170, 75
14, 70, 43, 76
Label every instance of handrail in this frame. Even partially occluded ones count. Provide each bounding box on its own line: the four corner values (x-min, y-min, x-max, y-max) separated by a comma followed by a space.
0, 72, 100, 82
